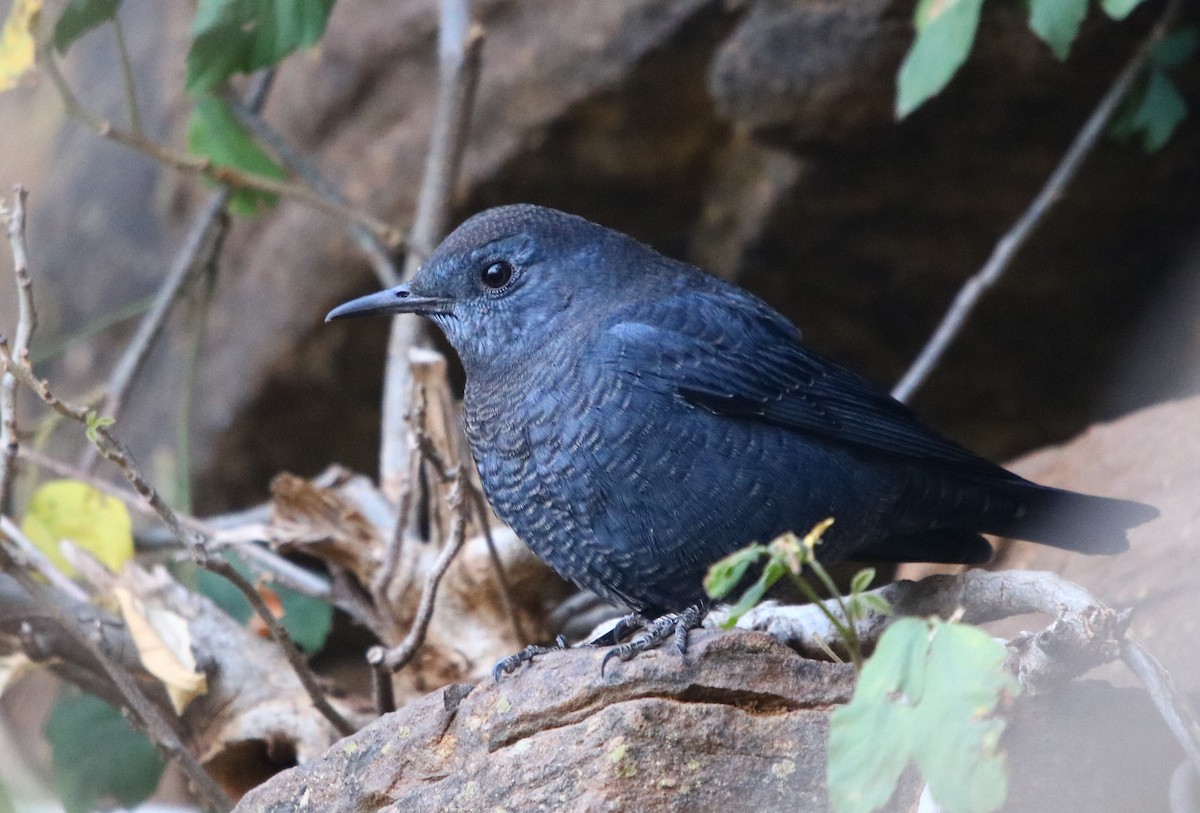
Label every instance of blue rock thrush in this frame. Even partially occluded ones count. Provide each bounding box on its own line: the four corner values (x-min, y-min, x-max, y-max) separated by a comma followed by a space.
327, 204, 1157, 676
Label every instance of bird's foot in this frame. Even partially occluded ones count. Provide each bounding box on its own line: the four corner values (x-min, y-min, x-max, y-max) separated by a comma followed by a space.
587, 611, 649, 647
492, 634, 569, 682
600, 604, 706, 677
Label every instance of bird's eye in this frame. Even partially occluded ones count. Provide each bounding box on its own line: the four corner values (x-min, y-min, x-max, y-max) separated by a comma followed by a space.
480, 260, 514, 289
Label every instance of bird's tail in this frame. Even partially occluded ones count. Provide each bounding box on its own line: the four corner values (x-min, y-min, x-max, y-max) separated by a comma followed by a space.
977, 482, 1158, 555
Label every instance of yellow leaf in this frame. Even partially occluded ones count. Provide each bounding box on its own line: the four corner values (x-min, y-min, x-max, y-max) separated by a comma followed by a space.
114, 587, 208, 714
22, 479, 134, 577
0, 0, 42, 92
0, 652, 35, 696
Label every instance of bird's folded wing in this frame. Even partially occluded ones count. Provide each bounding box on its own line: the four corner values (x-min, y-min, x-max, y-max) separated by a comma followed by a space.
597, 291, 1010, 480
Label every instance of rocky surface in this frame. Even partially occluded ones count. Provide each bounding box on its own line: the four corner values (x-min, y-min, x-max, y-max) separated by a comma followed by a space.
233, 631, 866, 813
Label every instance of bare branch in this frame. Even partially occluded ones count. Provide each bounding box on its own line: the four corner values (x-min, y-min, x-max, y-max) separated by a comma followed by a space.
41, 53, 403, 249
891, 0, 1185, 403
0, 196, 355, 739
372, 468, 469, 672
0, 186, 34, 511
89, 189, 231, 450
229, 101, 402, 289
379, 1, 483, 498
0, 516, 88, 602
0, 541, 232, 811
199, 555, 355, 737
1123, 638, 1200, 781
110, 16, 141, 135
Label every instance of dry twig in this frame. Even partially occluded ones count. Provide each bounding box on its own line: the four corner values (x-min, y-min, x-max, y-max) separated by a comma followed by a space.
0, 189, 231, 811
0, 540, 233, 811
230, 100, 402, 289
42, 53, 402, 249
370, 467, 470, 674
891, 0, 1185, 403
0, 191, 353, 739
379, 0, 483, 499
0, 187, 34, 511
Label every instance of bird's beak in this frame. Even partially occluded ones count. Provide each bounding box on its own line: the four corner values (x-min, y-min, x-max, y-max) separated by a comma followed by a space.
325, 286, 450, 322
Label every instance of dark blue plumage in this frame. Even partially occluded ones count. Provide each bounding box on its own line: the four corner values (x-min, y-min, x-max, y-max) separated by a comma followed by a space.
328, 204, 1157, 619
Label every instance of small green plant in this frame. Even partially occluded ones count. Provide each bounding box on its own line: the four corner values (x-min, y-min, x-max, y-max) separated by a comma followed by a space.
707, 526, 1023, 813
705, 518, 889, 670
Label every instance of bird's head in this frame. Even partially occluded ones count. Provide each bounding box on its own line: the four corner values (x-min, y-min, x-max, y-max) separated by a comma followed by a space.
326, 204, 664, 374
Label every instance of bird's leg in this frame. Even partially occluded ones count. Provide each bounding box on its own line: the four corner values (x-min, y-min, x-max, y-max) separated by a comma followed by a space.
600, 604, 707, 676
491, 634, 569, 682
587, 611, 649, 647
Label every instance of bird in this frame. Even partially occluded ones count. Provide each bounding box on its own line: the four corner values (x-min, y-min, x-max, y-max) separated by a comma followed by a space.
327, 204, 1157, 676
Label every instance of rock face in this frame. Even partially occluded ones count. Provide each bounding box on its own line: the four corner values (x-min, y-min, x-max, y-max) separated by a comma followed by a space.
232, 631, 865, 813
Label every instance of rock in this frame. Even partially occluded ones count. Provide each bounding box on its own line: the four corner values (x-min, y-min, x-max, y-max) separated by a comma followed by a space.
233, 630, 866, 812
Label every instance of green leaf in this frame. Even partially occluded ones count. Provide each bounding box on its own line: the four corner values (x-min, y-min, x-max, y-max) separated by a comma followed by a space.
0, 780, 14, 813
859, 592, 894, 616
1151, 27, 1198, 70
1028, 0, 1088, 61
52, 0, 122, 54
1111, 68, 1188, 153
828, 617, 1020, 813
84, 410, 114, 442
849, 567, 876, 596
721, 558, 787, 627
45, 688, 165, 813
186, 0, 337, 93
1100, 0, 1148, 21
186, 93, 286, 216
278, 580, 334, 652
193, 552, 333, 653
22, 479, 133, 576
704, 545, 765, 601
896, 0, 985, 118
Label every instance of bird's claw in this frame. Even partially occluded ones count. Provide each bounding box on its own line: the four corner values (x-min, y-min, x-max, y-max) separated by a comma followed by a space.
587, 612, 649, 647
599, 604, 705, 677
492, 634, 568, 682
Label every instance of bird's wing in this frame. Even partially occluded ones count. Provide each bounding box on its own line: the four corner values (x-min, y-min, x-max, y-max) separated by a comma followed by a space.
597, 290, 1011, 479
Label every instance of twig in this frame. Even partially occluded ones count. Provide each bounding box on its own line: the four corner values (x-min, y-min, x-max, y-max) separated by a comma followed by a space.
0, 338, 356, 737
0, 187, 34, 511
41, 53, 403, 249
0, 516, 87, 602
0, 540, 232, 811
368, 648, 396, 715
200, 555, 355, 736
82, 189, 230, 470
379, 0, 483, 498
110, 16, 141, 135
1123, 638, 1200, 779
891, 0, 1185, 403
371, 468, 469, 672
83, 71, 274, 472
21, 447, 202, 532
0, 205, 353, 738
736, 569, 1200, 776
229, 101, 402, 289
